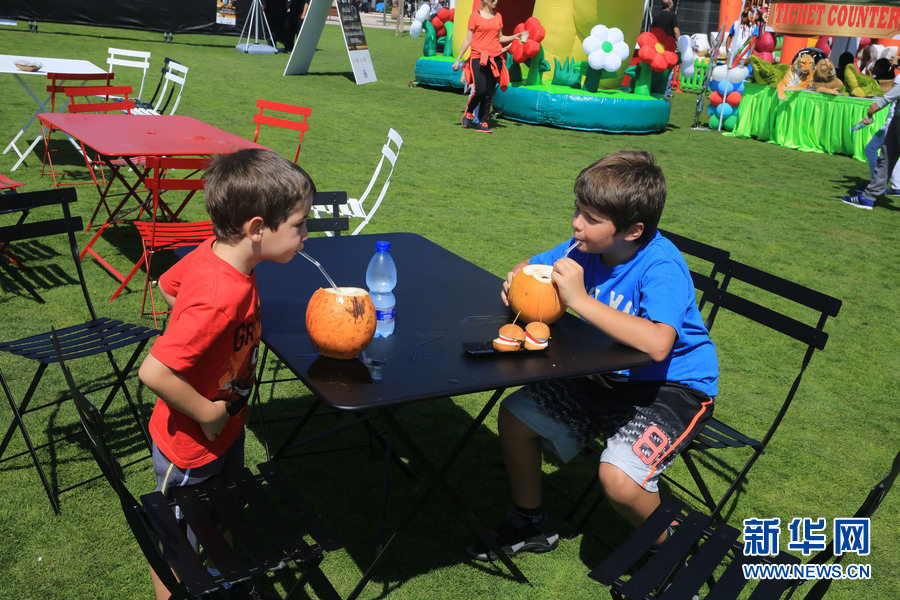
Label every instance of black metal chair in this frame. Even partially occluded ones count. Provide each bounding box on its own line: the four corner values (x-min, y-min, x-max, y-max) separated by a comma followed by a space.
52, 329, 346, 600
0, 187, 160, 514
589, 448, 900, 599
669, 258, 842, 520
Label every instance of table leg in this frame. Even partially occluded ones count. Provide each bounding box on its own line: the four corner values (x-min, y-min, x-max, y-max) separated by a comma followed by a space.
346, 389, 529, 600
4, 75, 81, 171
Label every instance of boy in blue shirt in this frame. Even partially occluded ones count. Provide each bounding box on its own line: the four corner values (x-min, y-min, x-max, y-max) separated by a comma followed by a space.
468, 150, 718, 561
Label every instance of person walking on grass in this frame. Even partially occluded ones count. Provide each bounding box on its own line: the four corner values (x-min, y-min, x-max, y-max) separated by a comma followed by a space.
843, 66, 900, 209
452, 0, 524, 133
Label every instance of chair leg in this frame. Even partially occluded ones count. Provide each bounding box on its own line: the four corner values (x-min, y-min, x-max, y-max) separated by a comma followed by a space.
681, 451, 719, 513
0, 364, 62, 514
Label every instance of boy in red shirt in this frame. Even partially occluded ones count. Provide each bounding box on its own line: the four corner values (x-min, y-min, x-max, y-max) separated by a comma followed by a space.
138, 148, 315, 600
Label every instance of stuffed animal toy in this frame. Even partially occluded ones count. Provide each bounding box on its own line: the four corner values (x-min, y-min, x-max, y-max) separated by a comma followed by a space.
777, 52, 816, 100
750, 55, 789, 87
844, 64, 885, 97
811, 59, 844, 94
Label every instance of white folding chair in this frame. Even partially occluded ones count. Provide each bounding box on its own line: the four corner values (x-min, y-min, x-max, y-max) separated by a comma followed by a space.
311, 128, 402, 236
106, 47, 152, 101
131, 59, 188, 116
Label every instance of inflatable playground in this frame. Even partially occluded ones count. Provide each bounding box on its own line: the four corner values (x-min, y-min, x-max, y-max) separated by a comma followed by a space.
412, 0, 900, 139
413, 0, 678, 133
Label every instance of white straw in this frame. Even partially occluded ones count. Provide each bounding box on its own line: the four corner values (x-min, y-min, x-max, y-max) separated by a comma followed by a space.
564, 241, 579, 257
298, 251, 339, 291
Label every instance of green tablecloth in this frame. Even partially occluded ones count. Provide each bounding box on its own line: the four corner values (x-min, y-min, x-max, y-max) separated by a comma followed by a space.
729, 82, 888, 162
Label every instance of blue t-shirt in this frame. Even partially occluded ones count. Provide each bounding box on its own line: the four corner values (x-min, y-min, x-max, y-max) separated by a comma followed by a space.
531, 231, 719, 397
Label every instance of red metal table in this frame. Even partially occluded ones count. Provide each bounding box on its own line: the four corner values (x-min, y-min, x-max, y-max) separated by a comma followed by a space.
36, 113, 265, 293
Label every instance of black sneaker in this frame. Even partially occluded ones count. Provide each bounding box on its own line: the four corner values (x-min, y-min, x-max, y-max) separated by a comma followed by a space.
461, 111, 474, 128
466, 509, 559, 561
474, 121, 493, 133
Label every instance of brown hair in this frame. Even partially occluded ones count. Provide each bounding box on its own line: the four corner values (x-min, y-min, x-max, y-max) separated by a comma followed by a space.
204, 148, 316, 243
574, 150, 666, 244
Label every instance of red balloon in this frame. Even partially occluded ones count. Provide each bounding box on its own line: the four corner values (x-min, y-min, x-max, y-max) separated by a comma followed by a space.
726, 91, 742, 107
709, 91, 723, 106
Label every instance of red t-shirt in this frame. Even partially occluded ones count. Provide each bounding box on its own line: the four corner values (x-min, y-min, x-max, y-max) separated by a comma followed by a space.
148, 238, 261, 469
467, 11, 504, 60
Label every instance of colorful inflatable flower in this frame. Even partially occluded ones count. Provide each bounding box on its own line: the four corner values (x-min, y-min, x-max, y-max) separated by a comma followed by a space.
582, 25, 630, 73
511, 17, 546, 64
637, 28, 678, 73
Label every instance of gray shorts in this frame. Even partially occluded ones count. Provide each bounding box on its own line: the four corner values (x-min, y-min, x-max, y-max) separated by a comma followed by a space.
151, 431, 246, 552
503, 377, 713, 493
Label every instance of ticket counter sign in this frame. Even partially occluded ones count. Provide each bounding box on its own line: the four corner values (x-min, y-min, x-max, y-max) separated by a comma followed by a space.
769, 1, 900, 38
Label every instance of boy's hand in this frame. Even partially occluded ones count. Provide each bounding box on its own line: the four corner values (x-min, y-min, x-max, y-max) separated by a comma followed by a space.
198, 400, 230, 441
501, 260, 530, 306
551, 257, 587, 308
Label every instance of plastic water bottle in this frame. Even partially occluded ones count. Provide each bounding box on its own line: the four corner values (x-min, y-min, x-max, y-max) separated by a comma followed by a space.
366, 241, 397, 338
851, 119, 871, 132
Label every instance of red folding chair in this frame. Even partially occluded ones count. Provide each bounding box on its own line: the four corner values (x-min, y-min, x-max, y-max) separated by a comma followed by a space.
252, 99, 311, 163
42, 84, 135, 191
39, 72, 116, 186
0, 173, 24, 194
108, 156, 212, 313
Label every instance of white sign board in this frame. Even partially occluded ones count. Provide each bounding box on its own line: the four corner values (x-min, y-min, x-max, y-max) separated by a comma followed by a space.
284, 0, 377, 84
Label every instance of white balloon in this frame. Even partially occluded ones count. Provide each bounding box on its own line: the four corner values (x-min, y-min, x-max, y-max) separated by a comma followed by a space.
711, 65, 728, 81
727, 66, 749, 83
591, 25, 608, 40
583, 36, 603, 55
410, 20, 423, 38
588, 50, 606, 71
683, 64, 695, 78
677, 34, 692, 54
415, 3, 429, 21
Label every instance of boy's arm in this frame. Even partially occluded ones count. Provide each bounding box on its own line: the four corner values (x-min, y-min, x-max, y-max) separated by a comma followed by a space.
160, 286, 177, 311
139, 353, 230, 441
552, 258, 677, 362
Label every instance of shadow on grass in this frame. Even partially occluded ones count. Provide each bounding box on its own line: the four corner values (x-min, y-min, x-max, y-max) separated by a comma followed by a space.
250, 381, 525, 597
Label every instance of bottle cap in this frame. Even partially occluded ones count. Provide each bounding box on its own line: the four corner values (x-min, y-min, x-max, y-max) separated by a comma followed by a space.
376, 241, 391, 252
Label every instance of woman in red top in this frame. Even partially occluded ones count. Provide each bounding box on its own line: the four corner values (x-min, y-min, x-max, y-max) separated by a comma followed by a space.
452, 0, 523, 133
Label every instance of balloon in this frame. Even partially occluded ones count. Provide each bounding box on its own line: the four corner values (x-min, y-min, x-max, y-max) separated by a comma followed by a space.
725, 91, 742, 107
716, 103, 734, 119
711, 65, 728, 81
410, 20, 423, 37
709, 90, 724, 106
709, 114, 720, 129
727, 66, 749, 83
415, 3, 429, 21
724, 114, 739, 130
716, 79, 736, 95
682, 64, 695, 78
707, 103, 717, 116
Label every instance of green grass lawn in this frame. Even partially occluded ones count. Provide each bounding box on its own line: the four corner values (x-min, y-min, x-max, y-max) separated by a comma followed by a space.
1, 20, 898, 600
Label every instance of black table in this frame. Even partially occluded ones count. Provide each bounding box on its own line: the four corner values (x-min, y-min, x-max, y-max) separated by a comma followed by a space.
255, 232, 651, 599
